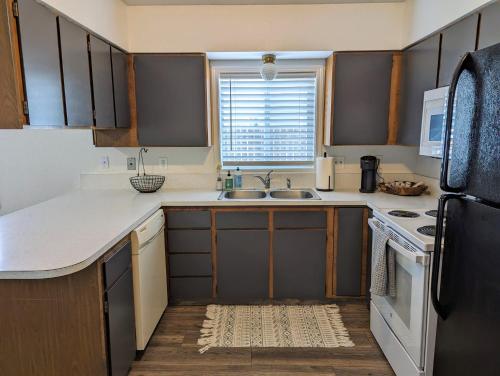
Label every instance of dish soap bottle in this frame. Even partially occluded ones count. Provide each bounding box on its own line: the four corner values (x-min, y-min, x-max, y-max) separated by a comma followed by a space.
216, 164, 223, 191
234, 167, 242, 189
224, 171, 234, 191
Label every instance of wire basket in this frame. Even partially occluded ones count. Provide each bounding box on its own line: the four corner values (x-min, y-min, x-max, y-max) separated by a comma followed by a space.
130, 175, 165, 193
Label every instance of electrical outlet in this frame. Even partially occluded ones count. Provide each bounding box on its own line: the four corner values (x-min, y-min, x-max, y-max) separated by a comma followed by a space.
375, 155, 383, 171
333, 156, 345, 169
159, 157, 168, 170
100, 156, 109, 169
127, 157, 136, 171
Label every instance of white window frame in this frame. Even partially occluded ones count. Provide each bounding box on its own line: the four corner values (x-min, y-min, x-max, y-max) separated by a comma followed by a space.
211, 59, 325, 171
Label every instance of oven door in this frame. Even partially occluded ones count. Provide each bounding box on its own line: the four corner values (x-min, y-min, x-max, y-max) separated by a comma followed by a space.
369, 221, 431, 368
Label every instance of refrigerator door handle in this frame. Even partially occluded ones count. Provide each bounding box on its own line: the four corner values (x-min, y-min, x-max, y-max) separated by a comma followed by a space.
440, 52, 475, 192
431, 193, 464, 320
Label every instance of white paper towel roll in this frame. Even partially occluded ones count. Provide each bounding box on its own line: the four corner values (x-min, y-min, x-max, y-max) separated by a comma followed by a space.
316, 156, 335, 191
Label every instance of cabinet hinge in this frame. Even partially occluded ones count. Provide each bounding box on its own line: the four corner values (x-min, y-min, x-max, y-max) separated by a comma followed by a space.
87, 39, 91, 52
104, 300, 109, 314
93, 109, 96, 120
23, 101, 29, 115
12, 1, 19, 17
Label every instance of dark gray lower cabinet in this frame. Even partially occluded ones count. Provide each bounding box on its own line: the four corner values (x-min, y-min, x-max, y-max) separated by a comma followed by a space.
103, 241, 136, 376
336, 208, 364, 296
169, 277, 212, 299
274, 229, 326, 299
217, 230, 269, 299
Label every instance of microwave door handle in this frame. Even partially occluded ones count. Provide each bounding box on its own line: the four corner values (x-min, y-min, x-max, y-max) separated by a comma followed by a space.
368, 219, 429, 266
440, 52, 473, 192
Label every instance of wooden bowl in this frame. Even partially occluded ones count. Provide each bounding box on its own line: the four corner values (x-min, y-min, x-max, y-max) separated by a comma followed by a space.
378, 182, 428, 196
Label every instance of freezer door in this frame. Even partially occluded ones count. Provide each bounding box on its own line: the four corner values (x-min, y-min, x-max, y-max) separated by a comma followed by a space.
431, 196, 500, 375
440, 43, 500, 204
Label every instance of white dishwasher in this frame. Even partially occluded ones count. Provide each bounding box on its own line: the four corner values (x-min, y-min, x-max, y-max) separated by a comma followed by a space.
131, 209, 168, 351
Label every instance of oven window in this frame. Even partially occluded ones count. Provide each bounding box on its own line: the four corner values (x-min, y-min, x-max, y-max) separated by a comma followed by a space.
387, 255, 412, 328
429, 114, 444, 141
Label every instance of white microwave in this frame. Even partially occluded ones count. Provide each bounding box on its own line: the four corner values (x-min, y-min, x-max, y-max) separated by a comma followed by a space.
419, 86, 449, 158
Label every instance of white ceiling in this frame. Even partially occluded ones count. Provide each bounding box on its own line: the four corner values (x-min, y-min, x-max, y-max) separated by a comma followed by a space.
123, 0, 404, 5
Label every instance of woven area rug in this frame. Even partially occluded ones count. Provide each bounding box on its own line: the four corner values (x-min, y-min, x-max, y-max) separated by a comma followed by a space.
198, 304, 354, 353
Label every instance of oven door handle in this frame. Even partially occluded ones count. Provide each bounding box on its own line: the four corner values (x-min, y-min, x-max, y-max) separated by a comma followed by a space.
368, 219, 429, 266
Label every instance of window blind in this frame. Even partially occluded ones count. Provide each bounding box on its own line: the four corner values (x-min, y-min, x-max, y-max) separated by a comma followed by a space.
219, 72, 317, 167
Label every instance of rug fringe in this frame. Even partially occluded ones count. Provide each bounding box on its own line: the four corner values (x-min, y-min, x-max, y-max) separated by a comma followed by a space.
197, 305, 218, 353
325, 305, 355, 347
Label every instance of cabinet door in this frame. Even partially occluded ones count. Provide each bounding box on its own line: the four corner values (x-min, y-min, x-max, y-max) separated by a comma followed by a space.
398, 34, 440, 145
274, 229, 326, 299
0, 1, 22, 128
105, 268, 136, 376
135, 54, 208, 146
217, 230, 269, 299
112, 47, 130, 128
89, 35, 115, 128
17, 0, 64, 126
478, 2, 500, 49
438, 14, 479, 87
332, 52, 393, 145
58, 17, 93, 126
335, 208, 364, 296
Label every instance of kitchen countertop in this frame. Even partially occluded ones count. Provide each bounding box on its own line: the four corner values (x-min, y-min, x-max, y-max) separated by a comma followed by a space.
0, 189, 438, 279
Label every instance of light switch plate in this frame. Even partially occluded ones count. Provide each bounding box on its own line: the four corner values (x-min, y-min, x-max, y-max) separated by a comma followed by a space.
127, 157, 136, 171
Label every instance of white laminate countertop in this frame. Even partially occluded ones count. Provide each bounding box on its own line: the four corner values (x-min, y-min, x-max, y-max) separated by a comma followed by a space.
0, 189, 438, 279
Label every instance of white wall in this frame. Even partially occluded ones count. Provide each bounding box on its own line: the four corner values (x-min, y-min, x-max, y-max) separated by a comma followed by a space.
40, 0, 129, 49
127, 3, 406, 52
0, 129, 215, 215
403, 0, 493, 46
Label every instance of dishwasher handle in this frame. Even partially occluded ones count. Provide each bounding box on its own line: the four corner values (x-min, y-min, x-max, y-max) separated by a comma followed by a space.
138, 225, 165, 249
368, 218, 429, 266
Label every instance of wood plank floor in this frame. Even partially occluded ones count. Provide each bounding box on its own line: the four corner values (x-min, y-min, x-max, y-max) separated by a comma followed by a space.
130, 301, 394, 376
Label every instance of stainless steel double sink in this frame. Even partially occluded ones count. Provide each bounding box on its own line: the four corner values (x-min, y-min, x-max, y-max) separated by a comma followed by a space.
218, 188, 322, 200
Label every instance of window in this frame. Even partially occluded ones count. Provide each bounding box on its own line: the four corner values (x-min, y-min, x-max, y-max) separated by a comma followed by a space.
217, 66, 321, 169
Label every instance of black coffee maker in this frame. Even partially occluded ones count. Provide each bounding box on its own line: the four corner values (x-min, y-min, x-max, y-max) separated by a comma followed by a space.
360, 156, 379, 193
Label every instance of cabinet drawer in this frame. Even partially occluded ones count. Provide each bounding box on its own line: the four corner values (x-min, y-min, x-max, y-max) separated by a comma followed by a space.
169, 254, 212, 277
167, 230, 211, 253
167, 210, 211, 229
216, 211, 268, 229
103, 241, 132, 290
274, 211, 326, 229
169, 277, 212, 299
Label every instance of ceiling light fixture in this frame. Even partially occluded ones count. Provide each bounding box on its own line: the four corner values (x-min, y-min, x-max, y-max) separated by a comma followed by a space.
260, 54, 278, 81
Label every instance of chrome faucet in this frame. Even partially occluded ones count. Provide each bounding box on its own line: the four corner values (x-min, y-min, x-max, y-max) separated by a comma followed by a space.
286, 178, 292, 189
254, 170, 273, 189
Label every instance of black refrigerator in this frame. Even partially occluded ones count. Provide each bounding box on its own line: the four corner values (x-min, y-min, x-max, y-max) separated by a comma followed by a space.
431, 43, 500, 375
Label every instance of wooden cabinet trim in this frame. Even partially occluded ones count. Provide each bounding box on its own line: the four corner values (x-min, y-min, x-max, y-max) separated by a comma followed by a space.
360, 208, 369, 296
387, 52, 402, 144
323, 54, 335, 146
326, 207, 335, 298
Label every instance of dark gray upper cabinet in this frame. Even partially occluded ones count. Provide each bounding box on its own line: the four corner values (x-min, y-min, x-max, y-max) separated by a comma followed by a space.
336, 208, 364, 296
217, 230, 269, 299
17, 0, 64, 126
478, 2, 500, 49
111, 47, 130, 128
89, 35, 115, 128
438, 14, 479, 87
332, 52, 393, 145
134, 54, 208, 146
58, 17, 93, 127
398, 34, 441, 145
274, 229, 326, 299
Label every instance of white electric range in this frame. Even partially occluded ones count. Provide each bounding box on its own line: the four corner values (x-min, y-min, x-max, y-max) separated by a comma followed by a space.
369, 208, 439, 376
